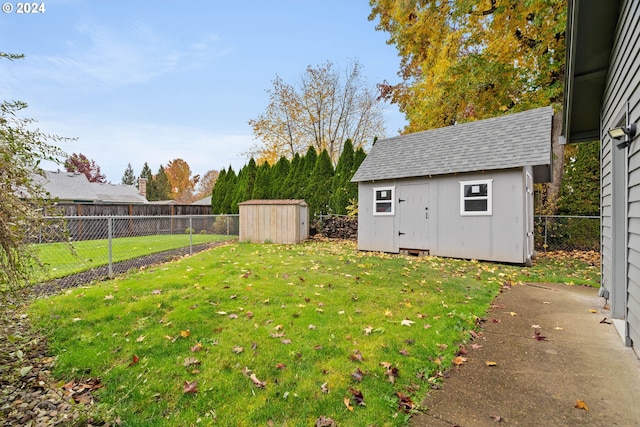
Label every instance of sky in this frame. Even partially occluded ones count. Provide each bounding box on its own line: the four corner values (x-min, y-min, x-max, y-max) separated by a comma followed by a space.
0, 0, 407, 184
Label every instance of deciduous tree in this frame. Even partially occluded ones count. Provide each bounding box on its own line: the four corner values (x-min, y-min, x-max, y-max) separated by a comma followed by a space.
369, 0, 566, 132
194, 169, 219, 201
249, 61, 385, 164
1, 52, 69, 290
64, 153, 106, 183
165, 158, 200, 204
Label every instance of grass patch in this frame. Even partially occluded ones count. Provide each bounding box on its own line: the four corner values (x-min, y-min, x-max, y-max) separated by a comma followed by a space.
31, 234, 234, 282
29, 241, 599, 426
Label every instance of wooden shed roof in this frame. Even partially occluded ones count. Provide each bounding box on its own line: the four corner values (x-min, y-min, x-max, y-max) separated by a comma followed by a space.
239, 199, 307, 206
352, 106, 553, 183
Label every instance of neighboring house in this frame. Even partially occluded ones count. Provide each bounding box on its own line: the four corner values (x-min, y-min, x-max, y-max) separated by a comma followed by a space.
192, 196, 212, 206
563, 0, 639, 351
34, 170, 148, 204
351, 106, 554, 265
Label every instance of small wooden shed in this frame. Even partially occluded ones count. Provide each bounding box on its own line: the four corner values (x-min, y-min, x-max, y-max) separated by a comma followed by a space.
239, 199, 309, 244
351, 107, 554, 265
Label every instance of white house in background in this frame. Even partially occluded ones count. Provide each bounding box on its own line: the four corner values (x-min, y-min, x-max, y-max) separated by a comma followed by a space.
33, 170, 148, 204
351, 107, 554, 266
563, 0, 639, 351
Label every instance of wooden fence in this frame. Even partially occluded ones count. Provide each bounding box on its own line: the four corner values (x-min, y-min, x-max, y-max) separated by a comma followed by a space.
44, 203, 212, 217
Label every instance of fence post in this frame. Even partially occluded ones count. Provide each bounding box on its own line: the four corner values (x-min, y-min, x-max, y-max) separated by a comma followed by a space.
544, 216, 548, 250
226, 215, 229, 236
108, 217, 114, 278
189, 216, 193, 255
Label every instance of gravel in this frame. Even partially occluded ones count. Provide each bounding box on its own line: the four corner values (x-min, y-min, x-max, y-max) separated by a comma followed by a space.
1, 241, 230, 426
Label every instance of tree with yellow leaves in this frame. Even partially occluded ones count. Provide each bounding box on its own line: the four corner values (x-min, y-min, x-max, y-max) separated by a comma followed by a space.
165, 158, 200, 204
369, 0, 566, 132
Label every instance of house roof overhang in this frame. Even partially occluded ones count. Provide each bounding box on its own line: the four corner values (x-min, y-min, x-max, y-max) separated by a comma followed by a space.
563, 0, 621, 143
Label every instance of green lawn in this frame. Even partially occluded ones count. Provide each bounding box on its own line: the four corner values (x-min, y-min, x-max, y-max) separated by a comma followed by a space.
29, 241, 599, 426
31, 233, 235, 282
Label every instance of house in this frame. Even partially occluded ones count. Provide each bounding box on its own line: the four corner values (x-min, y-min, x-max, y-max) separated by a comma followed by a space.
192, 195, 212, 206
34, 170, 148, 204
563, 0, 639, 351
351, 106, 554, 265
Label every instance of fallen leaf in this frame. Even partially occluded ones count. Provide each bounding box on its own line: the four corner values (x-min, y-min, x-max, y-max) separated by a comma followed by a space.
396, 391, 414, 412
384, 309, 393, 317
453, 356, 467, 366
232, 346, 244, 354
249, 373, 266, 388
190, 343, 203, 352
308, 324, 317, 330
554, 326, 565, 331
151, 289, 161, 295
281, 339, 292, 345
344, 397, 353, 412
315, 415, 336, 426
471, 343, 483, 350
320, 381, 329, 394
228, 313, 238, 319
509, 312, 518, 316
531, 324, 541, 329
275, 363, 286, 370
385, 366, 399, 383
183, 380, 198, 394
350, 350, 364, 362
136, 335, 146, 343
489, 414, 503, 422
128, 354, 140, 367
180, 330, 190, 338
349, 388, 365, 406
485, 361, 498, 366
575, 399, 589, 411
183, 357, 200, 367
400, 319, 415, 327
363, 326, 373, 335
351, 368, 365, 382
532, 331, 548, 341
399, 349, 410, 356
589, 309, 598, 313
104, 294, 114, 300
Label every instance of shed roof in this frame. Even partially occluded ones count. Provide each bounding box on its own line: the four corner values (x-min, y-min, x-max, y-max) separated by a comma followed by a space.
239, 199, 307, 206
33, 170, 148, 204
351, 106, 553, 183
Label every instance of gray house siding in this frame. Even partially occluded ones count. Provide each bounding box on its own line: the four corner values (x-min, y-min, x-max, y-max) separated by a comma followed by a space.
357, 168, 532, 264
600, 0, 640, 347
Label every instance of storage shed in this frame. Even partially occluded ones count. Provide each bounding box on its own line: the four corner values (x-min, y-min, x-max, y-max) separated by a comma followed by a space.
351, 107, 554, 265
239, 199, 309, 244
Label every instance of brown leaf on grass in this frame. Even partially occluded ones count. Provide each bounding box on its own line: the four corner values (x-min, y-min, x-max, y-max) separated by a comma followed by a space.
232, 346, 244, 354
363, 325, 373, 335
350, 350, 364, 362
281, 339, 292, 345
275, 363, 286, 370
396, 391, 415, 412
151, 289, 162, 295
271, 332, 285, 338
349, 388, 365, 406
249, 373, 266, 388
183, 380, 198, 394
575, 399, 589, 410
180, 330, 190, 338
399, 349, 410, 356
456, 345, 468, 356
228, 313, 238, 319
246, 311, 254, 319
128, 354, 139, 367
136, 335, 146, 343
453, 356, 467, 366
183, 357, 200, 367
315, 415, 336, 426
386, 366, 399, 383
320, 381, 329, 394
190, 343, 203, 353
351, 368, 365, 382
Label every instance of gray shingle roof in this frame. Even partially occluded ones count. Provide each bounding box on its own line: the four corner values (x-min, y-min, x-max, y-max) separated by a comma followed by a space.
352, 106, 553, 182
33, 170, 148, 204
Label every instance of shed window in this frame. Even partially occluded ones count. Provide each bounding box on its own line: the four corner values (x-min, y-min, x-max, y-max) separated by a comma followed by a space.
460, 179, 492, 216
373, 186, 395, 216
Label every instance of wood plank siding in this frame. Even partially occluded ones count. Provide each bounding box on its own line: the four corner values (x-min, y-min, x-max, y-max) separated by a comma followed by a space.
601, 0, 640, 346
239, 200, 309, 244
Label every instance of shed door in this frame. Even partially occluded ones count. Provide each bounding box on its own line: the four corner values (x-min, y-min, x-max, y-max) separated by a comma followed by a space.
397, 183, 430, 250
525, 171, 534, 262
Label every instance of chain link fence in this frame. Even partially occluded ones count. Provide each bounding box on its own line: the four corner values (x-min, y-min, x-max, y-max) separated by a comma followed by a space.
30, 215, 238, 293
534, 215, 600, 252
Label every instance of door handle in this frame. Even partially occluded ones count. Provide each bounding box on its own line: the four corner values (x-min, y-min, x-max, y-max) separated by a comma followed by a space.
398, 231, 405, 236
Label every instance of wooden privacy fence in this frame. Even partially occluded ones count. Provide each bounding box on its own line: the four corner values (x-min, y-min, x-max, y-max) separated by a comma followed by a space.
44, 203, 212, 217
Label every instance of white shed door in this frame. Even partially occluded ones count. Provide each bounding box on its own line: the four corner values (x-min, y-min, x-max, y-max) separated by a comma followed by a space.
397, 183, 430, 250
